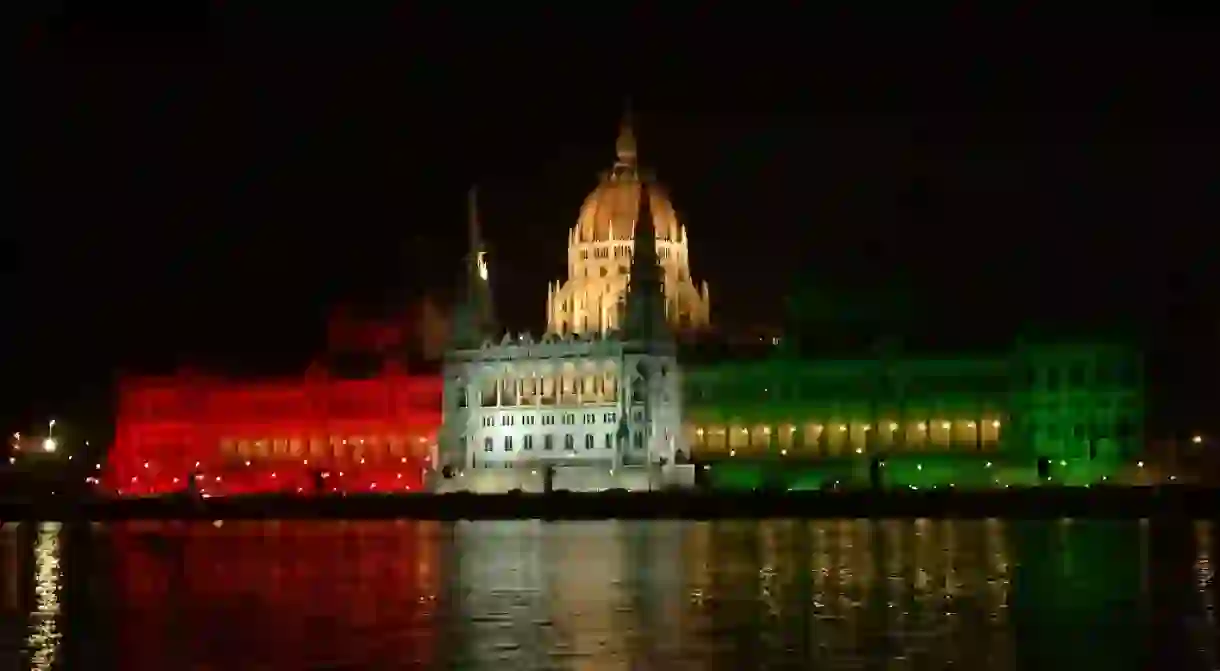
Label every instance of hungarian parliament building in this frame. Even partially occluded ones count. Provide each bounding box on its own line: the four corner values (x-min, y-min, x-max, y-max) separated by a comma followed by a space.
100, 115, 1147, 496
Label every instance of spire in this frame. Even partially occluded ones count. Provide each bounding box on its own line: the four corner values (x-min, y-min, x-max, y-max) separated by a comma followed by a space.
615, 99, 637, 168
622, 183, 668, 341
451, 185, 497, 347
468, 186, 483, 269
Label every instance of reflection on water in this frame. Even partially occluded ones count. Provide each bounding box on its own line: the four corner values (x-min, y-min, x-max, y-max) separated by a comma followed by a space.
0, 518, 1215, 669
27, 523, 61, 670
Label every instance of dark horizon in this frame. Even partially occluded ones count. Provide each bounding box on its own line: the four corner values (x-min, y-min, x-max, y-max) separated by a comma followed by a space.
8, 11, 1220, 436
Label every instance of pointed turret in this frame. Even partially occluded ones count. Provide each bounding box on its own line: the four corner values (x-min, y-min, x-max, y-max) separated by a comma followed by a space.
450, 186, 497, 347
622, 184, 669, 341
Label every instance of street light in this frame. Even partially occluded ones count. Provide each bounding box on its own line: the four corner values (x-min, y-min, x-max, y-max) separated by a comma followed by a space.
43, 438, 57, 453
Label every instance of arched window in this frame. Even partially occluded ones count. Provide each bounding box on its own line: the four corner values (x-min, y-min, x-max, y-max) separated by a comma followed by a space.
483, 437, 493, 452
564, 434, 575, 451
584, 435, 594, 450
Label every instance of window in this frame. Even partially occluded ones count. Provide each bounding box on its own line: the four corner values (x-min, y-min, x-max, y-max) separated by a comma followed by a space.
1117, 420, 1134, 439
501, 415, 514, 426
562, 414, 575, 425
564, 434, 575, 451
524, 435, 533, 450
584, 413, 596, 424
1069, 365, 1086, 387
483, 438, 493, 452
524, 416, 535, 426
542, 415, 555, 426
504, 436, 513, 452
604, 434, 613, 449
585, 435, 594, 450
633, 411, 644, 422
482, 417, 494, 427
459, 437, 466, 452
1046, 369, 1059, 391
544, 434, 554, 450
603, 412, 617, 423
633, 432, 644, 450
457, 388, 467, 408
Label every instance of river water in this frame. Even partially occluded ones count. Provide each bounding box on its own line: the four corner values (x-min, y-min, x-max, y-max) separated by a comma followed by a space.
0, 518, 1216, 670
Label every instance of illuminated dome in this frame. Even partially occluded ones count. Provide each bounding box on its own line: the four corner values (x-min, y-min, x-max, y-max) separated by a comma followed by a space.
547, 111, 710, 336
574, 121, 682, 243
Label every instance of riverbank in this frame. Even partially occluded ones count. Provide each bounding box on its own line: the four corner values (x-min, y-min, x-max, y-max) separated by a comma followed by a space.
1, 486, 1218, 521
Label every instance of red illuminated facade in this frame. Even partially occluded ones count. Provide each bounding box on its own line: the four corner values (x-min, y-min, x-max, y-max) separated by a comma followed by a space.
103, 364, 444, 497
102, 304, 451, 497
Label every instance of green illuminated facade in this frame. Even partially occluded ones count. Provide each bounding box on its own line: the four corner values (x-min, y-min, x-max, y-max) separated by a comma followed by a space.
679, 341, 1144, 489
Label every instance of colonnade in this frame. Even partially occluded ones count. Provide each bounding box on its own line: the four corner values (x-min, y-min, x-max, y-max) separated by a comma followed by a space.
685, 416, 1004, 458
461, 367, 622, 408
218, 434, 434, 464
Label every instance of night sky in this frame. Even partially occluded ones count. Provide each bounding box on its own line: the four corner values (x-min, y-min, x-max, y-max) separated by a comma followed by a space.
8, 10, 1220, 436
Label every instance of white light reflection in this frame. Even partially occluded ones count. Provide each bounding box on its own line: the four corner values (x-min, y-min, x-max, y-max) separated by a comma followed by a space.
28, 522, 62, 670
1195, 521, 1215, 666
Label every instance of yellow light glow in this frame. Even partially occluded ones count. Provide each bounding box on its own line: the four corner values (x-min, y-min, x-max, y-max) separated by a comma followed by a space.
992, 420, 1001, 428
941, 422, 951, 430
1192, 435, 1203, 444
780, 449, 787, 456
917, 422, 927, 431
855, 447, 863, 454
838, 425, 847, 432
888, 422, 898, 431
29, 522, 61, 669
477, 251, 489, 280
42, 438, 57, 453
967, 421, 975, 428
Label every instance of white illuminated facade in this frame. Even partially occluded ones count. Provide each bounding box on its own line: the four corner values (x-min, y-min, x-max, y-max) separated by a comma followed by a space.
547, 113, 710, 336
434, 179, 694, 493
